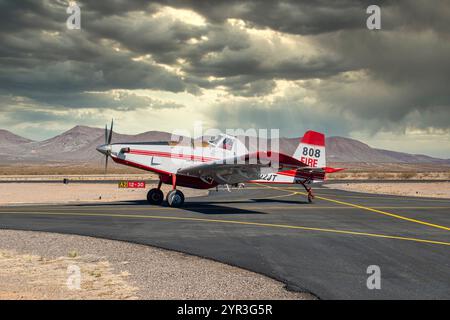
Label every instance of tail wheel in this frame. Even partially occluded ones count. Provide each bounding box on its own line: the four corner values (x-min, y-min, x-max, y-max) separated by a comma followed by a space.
300, 181, 314, 203
167, 190, 185, 207
307, 189, 315, 203
147, 188, 164, 205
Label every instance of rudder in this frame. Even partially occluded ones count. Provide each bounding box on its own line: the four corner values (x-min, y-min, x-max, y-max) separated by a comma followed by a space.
293, 130, 326, 168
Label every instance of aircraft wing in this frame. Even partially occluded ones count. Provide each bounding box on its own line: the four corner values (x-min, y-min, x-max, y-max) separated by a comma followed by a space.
178, 152, 306, 174
177, 152, 307, 184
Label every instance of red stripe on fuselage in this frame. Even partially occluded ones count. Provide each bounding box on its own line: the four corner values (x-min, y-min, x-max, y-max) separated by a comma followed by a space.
111, 157, 172, 176
129, 149, 217, 162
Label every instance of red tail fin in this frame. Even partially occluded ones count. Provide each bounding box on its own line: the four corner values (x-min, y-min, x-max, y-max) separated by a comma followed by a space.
301, 130, 325, 147
294, 130, 326, 168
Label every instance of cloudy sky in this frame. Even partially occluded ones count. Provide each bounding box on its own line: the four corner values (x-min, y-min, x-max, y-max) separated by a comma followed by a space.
0, 0, 449, 157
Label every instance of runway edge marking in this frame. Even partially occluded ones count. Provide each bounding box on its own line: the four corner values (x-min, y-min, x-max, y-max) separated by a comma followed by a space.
258, 184, 450, 232
1, 210, 449, 247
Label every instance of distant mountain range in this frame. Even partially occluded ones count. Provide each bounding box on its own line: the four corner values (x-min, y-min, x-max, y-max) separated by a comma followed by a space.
0, 129, 34, 145
0, 125, 449, 165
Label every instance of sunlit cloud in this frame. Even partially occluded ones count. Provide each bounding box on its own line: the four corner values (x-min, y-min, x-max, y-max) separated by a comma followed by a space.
0, 0, 449, 158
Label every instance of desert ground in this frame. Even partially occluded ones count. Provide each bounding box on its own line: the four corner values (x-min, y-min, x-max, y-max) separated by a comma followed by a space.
328, 171, 450, 180
0, 182, 207, 205
327, 182, 450, 199
0, 163, 145, 175
0, 230, 312, 300
1, 176, 449, 206
0, 162, 449, 179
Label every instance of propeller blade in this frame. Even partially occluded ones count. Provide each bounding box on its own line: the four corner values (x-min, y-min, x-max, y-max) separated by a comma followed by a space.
104, 155, 109, 174
105, 124, 108, 145
108, 119, 114, 144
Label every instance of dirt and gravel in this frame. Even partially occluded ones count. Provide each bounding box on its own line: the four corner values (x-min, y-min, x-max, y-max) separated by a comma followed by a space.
0, 230, 313, 300
327, 167, 450, 180
0, 182, 206, 205
327, 182, 450, 199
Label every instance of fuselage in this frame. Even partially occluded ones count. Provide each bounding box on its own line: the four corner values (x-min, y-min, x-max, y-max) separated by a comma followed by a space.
98, 138, 324, 189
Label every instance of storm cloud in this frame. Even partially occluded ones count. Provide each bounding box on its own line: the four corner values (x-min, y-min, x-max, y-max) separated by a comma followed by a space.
0, 0, 449, 156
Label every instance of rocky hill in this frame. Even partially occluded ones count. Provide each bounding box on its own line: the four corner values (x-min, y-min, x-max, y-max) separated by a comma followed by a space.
0, 126, 448, 165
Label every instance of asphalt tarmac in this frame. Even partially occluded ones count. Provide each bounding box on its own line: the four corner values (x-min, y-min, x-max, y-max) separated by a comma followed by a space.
0, 183, 449, 299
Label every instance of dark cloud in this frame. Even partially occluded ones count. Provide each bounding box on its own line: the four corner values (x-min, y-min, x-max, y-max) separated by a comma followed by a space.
158, 0, 371, 34
0, 0, 65, 32
209, 95, 353, 138
224, 79, 277, 97
0, 91, 185, 113
87, 11, 208, 64
0, 0, 188, 105
160, 0, 450, 36
0, 0, 449, 155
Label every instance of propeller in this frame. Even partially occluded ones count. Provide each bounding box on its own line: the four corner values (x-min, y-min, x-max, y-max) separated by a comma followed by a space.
108, 118, 114, 144
104, 124, 108, 173
104, 151, 109, 174
96, 119, 114, 174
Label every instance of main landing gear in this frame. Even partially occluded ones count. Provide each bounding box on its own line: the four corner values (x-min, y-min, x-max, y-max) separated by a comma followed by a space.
147, 188, 164, 205
147, 179, 164, 205
166, 189, 185, 207
146, 175, 185, 207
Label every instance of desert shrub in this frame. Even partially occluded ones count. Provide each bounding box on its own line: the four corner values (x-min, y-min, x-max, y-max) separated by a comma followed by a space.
68, 250, 78, 258
399, 172, 416, 180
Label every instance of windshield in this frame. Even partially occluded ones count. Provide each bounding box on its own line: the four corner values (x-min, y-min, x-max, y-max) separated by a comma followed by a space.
222, 137, 234, 150
208, 134, 224, 146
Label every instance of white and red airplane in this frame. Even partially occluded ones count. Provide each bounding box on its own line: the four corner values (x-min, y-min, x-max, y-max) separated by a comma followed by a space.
96, 121, 343, 207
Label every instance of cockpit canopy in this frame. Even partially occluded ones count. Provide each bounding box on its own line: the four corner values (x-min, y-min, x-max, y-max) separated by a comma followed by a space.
208, 134, 225, 146
208, 134, 235, 150
208, 133, 248, 155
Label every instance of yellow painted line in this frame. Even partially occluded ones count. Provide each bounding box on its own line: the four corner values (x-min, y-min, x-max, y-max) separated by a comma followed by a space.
206, 191, 297, 201
316, 194, 450, 202
256, 192, 297, 200
310, 194, 450, 231
372, 207, 450, 210
8, 205, 450, 213
0, 192, 298, 212
248, 186, 450, 202
0, 210, 449, 247
259, 184, 450, 231
303, 192, 449, 202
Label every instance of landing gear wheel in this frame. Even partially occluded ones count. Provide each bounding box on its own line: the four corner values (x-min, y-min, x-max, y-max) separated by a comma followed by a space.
307, 188, 315, 203
166, 189, 185, 207
147, 188, 164, 205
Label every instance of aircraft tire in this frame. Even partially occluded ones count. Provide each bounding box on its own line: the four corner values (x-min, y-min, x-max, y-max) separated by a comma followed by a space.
167, 190, 185, 207
147, 188, 164, 205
